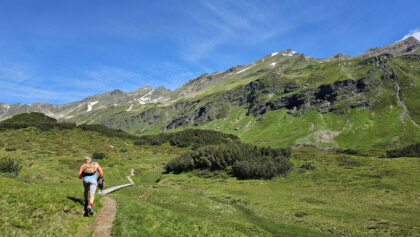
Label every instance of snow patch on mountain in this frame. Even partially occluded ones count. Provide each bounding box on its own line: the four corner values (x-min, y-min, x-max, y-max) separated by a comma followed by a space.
137, 89, 154, 104
87, 101, 99, 112
271, 52, 279, 56
282, 51, 296, 57
237, 64, 255, 74
126, 104, 133, 112
270, 62, 276, 67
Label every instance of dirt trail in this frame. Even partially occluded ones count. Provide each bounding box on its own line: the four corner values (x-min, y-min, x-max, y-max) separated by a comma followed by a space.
92, 168, 135, 237
93, 196, 116, 237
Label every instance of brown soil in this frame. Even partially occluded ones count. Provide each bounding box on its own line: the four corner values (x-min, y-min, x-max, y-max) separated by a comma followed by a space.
92, 168, 135, 236
93, 196, 117, 237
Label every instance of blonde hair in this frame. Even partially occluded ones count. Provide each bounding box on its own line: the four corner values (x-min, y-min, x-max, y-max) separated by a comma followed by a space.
84, 156, 92, 163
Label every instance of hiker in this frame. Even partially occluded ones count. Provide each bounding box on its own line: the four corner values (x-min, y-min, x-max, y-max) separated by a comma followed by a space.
78, 156, 104, 216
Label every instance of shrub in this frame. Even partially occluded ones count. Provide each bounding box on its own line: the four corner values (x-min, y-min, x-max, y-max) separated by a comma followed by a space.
92, 152, 106, 160
386, 143, 420, 158
0, 157, 22, 175
0, 112, 57, 131
165, 142, 292, 179
336, 148, 359, 155
134, 129, 239, 149
299, 162, 315, 170
232, 157, 293, 179
77, 124, 138, 140
56, 122, 76, 130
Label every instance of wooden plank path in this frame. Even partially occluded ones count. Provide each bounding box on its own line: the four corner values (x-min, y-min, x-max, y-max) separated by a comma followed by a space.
99, 168, 135, 195
99, 183, 133, 194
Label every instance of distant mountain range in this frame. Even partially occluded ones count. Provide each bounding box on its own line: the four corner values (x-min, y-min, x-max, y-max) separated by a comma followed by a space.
1, 36, 420, 149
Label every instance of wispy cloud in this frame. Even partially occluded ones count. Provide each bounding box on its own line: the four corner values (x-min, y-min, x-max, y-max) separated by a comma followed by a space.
0, 79, 83, 104
177, 0, 282, 62
77, 66, 157, 92
401, 28, 420, 41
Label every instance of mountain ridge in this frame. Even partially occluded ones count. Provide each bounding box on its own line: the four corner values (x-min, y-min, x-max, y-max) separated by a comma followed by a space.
1, 38, 420, 149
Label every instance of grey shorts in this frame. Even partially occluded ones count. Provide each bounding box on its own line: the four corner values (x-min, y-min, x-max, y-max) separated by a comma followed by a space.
83, 179, 98, 194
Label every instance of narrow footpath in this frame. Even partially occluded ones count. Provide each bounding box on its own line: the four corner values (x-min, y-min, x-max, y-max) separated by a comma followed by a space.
92, 168, 135, 237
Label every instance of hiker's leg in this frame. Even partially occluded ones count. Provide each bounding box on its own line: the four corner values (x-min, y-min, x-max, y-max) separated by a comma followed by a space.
88, 179, 98, 204
83, 182, 89, 204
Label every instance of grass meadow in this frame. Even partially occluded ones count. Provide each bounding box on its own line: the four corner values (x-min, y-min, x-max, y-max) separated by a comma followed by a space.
1, 127, 420, 236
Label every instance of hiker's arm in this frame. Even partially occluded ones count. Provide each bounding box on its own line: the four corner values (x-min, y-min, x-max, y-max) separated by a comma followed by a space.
78, 165, 84, 179
97, 163, 104, 178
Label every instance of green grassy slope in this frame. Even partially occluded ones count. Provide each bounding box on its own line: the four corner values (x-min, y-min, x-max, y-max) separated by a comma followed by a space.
2, 124, 420, 236
112, 146, 420, 236
0, 127, 181, 236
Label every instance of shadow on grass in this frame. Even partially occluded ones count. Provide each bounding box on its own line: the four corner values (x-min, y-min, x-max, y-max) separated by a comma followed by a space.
67, 196, 85, 206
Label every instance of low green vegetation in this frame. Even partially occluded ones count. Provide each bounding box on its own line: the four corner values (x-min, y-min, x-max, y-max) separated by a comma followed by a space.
113, 146, 420, 236
134, 128, 239, 149
386, 143, 420, 158
0, 157, 22, 175
1, 114, 420, 236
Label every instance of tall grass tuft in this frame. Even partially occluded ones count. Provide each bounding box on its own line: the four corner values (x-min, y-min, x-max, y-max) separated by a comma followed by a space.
0, 157, 22, 175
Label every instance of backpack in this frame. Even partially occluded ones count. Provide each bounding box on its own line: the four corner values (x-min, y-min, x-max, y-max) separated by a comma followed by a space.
83, 162, 97, 175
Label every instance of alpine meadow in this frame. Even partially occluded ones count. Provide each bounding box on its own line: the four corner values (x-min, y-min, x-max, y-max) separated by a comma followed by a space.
1, 2, 420, 236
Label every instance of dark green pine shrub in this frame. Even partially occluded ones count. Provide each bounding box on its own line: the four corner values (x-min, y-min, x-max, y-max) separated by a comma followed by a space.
232, 157, 293, 179
77, 124, 137, 140
0, 157, 22, 175
134, 129, 239, 149
336, 148, 359, 155
386, 143, 420, 158
92, 152, 106, 160
165, 142, 292, 179
0, 112, 58, 131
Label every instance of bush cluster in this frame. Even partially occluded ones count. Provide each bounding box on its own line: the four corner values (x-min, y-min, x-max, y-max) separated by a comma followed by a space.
336, 148, 359, 155
165, 142, 292, 179
92, 152, 106, 160
0, 113, 139, 140
386, 143, 420, 158
77, 124, 138, 140
0, 157, 22, 175
0, 112, 60, 131
134, 129, 239, 149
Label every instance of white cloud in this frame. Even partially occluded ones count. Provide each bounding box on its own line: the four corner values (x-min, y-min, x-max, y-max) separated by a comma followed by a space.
177, 0, 283, 62
0, 79, 83, 104
78, 66, 156, 92
401, 28, 420, 41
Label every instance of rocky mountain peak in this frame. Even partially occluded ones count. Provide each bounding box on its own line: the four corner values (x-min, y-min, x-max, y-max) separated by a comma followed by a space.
357, 36, 420, 58
110, 89, 124, 96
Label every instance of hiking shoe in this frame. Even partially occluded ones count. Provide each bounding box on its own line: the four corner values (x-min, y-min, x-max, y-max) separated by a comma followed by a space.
87, 205, 94, 216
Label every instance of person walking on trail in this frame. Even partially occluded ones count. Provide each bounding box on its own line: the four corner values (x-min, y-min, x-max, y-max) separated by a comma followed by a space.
78, 156, 104, 216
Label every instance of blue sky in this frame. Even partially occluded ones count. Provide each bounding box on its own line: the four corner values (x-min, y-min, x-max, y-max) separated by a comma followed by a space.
0, 0, 419, 104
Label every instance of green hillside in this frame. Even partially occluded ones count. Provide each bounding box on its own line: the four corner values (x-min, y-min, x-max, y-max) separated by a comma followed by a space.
1, 116, 420, 236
